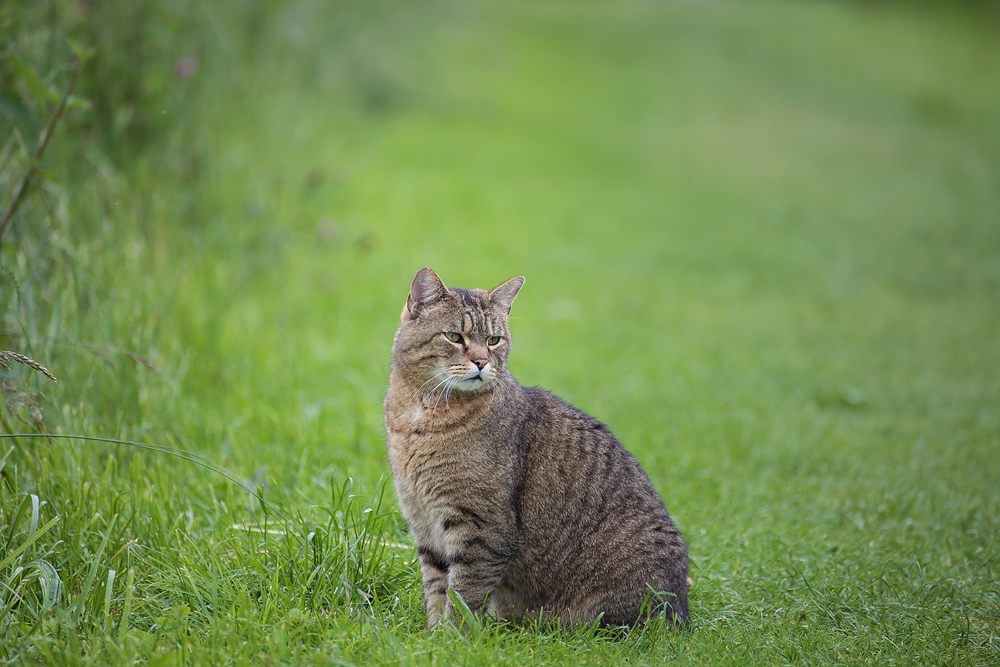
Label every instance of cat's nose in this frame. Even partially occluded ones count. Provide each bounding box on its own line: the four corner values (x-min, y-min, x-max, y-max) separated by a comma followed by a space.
472, 358, 488, 370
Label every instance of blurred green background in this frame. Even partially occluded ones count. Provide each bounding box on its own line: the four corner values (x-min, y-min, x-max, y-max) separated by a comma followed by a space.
2, 0, 998, 664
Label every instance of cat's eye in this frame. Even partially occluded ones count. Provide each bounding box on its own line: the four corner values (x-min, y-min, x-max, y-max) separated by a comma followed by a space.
487, 336, 501, 346
444, 332, 463, 343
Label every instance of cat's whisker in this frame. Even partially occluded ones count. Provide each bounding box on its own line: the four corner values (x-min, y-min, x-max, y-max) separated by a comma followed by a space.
414, 371, 447, 403
432, 376, 455, 415
429, 374, 459, 416
413, 371, 446, 399
444, 381, 455, 411
487, 380, 501, 408
410, 371, 444, 401
424, 375, 452, 407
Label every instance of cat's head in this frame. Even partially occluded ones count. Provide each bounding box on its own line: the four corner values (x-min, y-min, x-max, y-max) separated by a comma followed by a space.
392, 267, 524, 396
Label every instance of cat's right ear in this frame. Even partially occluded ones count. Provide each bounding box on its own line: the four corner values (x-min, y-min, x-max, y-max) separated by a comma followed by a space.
403, 267, 448, 321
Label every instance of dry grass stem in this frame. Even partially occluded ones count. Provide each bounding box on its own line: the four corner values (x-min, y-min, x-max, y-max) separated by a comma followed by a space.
1, 351, 59, 384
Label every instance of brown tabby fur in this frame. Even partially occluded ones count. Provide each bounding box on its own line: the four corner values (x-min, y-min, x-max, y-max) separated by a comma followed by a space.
384, 267, 689, 629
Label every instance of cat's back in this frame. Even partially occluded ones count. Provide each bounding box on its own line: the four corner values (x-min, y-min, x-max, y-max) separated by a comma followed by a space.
517, 386, 661, 508
502, 386, 689, 625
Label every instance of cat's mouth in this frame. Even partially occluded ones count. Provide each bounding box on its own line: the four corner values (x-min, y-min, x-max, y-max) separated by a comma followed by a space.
452, 366, 493, 391
453, 373, 490, 390
415, 365, 495, 408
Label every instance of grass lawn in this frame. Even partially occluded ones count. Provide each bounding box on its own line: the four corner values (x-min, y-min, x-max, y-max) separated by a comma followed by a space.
2, 0, 999, 664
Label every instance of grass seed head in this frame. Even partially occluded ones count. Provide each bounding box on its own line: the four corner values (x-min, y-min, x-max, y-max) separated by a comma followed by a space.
1, 351, 58, 384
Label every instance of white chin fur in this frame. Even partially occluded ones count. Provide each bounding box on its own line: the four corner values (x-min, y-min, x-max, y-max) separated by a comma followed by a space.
452, 372, 493, 392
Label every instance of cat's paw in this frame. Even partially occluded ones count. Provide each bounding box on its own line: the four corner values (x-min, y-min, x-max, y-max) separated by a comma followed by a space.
425, 609, 443, 631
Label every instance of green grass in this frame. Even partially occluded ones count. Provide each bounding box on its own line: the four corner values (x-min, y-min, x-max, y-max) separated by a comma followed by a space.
2, 0, 999, 664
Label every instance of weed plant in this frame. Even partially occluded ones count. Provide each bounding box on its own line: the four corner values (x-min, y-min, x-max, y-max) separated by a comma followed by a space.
2, 0, 999, 665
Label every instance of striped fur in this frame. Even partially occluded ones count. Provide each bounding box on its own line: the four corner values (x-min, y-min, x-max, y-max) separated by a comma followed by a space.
384, 267, 689, 629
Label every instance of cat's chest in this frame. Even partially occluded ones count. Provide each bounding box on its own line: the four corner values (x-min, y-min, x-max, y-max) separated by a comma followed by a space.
386, 428, 487, 498
388, 435, 478, 547
396, 487, 451, 551
386, 398, 476, 436
386, 421, 510, 535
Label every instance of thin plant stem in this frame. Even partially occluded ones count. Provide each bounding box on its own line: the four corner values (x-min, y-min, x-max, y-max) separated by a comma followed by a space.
0, 330, 158, 374
0, 56, 81, 247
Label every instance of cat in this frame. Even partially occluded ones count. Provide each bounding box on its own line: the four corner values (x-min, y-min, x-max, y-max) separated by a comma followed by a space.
383, 267, 689, 629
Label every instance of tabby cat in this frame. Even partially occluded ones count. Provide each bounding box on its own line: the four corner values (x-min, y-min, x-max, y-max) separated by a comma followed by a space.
384, 267, 689, 629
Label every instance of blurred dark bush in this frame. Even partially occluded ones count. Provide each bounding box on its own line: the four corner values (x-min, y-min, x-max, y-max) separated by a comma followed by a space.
1, 0, 211, 169
0, 0, 231, 415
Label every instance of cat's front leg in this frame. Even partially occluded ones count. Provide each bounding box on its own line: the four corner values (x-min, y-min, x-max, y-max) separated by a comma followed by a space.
417, 547, 449, 629
442, 534, 518, 626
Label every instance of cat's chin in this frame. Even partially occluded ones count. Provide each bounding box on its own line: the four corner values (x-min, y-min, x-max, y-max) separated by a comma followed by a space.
451, 375, 493, 393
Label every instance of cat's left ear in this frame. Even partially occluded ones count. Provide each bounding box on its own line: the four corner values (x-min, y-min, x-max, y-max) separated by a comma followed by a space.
488, 276, 525, 314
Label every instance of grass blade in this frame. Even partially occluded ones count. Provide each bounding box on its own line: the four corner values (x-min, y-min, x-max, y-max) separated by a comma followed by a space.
104, 569, 117, 634
117, 567, 134, 643
72, 513, 117, 626
0, 515, 60, 570
446, 590, 483, 640
24, 559, 61, 610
